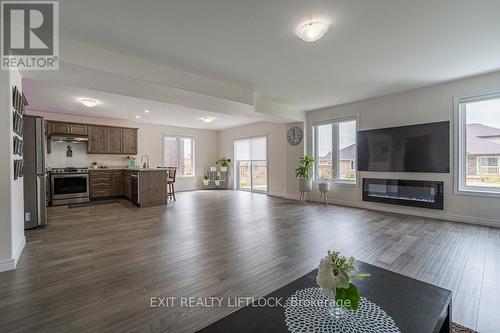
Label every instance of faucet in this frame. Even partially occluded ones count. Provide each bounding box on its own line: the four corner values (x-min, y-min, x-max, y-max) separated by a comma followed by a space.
141, 155, 150, 169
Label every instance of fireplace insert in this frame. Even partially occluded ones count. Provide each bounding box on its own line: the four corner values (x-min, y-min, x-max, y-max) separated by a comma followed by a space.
362, 178, 444, 210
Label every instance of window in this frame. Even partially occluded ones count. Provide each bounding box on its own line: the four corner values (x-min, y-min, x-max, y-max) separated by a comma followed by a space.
234, 136, 267, 192
456, 92, 500, 195
313, 118, 357, 184
162, 135, 194, 176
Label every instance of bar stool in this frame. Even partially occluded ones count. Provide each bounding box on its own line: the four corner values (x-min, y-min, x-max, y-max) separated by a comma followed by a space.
166, 167, 176, 201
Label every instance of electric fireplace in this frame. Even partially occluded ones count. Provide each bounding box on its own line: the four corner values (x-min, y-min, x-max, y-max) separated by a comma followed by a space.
362, 178, 444, 210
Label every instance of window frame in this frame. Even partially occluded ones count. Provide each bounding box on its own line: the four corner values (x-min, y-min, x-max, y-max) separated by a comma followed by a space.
162, 134, 195, 177
454, 91, 500, 197
233, 134, 269, 194
312, 116, 358, 186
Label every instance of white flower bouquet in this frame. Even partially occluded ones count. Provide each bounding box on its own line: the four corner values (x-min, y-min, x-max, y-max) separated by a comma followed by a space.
316, 250, 370, 310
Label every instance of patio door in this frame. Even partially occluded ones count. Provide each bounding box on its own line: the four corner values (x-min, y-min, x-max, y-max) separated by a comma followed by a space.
234, 136, 267, 193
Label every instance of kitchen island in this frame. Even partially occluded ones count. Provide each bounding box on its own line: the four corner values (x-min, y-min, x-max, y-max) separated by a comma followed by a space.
90, 168, 168, 207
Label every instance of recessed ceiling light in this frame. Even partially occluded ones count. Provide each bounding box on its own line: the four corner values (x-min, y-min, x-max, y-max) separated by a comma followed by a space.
144, 110, 150, 113
296, 21, 329, 42
200, 116, 215, 123
80, 98, 98, 107
135, 115, 141, 119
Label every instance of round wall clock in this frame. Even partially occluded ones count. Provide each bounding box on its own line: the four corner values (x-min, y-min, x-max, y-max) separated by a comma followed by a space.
287, 126, 303, 146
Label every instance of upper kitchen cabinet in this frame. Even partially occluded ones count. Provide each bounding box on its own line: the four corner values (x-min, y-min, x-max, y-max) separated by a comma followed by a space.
48, 121, 88, 136
122, 128, 138, 155
88, 126, 107, 154
106, 127, 123, 154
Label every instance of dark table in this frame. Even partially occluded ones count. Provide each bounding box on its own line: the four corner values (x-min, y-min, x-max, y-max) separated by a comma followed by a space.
198, 261, 452, 333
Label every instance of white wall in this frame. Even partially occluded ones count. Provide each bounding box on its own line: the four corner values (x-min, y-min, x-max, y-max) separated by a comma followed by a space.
26, 111, 219, 191
0, 69, 25, 272
305, 70, 500, 226
218, 121, 304, 196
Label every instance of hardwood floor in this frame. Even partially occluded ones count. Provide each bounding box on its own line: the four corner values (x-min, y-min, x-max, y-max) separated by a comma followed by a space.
0, 191, 498, 332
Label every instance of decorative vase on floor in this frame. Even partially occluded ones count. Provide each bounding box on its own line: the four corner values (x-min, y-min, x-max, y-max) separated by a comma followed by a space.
298, 178, 312, 201
318, 182, 331, 205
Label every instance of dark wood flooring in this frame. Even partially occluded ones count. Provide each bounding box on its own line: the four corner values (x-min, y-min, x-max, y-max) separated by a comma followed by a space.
0, 191, 498, 332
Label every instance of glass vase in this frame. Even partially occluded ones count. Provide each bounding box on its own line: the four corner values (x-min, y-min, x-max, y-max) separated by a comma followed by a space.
327, 297, 348, 319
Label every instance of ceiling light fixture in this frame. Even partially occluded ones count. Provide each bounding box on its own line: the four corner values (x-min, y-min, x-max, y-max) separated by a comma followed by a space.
80, 98, 98, 107
296, 21, 329, 42
144, 110, 150, 113
200, 116, 215, 123
135, 115, 141, 119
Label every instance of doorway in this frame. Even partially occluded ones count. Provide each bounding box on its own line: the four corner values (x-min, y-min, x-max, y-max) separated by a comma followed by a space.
234, 136, 267, 193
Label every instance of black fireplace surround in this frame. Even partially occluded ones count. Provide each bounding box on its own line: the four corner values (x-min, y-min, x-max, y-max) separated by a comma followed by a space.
362, 178, 444, 210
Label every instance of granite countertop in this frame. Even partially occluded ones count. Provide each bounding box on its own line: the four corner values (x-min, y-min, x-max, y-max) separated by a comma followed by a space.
90, 167, 168, 172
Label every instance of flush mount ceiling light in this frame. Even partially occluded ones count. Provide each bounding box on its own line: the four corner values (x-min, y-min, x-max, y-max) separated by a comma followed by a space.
144, 110, 150, 113
200, 116, 215, 123
296, 21, 329, 42
135, 115, 141, 119
79, 98, 98, 107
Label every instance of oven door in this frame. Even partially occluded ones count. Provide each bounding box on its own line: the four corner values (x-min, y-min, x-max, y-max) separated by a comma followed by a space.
51, 174, 89, 199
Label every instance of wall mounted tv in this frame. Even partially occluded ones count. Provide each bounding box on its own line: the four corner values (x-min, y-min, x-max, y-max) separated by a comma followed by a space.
357, 121, 450, 173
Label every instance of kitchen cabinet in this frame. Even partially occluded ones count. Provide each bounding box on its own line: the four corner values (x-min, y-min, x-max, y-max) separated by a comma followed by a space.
123, 172, 133, 199
112, 172, 124, 196
122, 128, 138, 154
88, 126, 107, 154
49, 122, 70, 135
70, 124, 88, 135
106, 127, 123, 154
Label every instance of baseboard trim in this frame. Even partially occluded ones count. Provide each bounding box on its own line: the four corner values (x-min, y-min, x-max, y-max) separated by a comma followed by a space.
271, 193, 500, 228
0, 259, 15, 273
13, 236, 26, 266
0, 236, 26, 273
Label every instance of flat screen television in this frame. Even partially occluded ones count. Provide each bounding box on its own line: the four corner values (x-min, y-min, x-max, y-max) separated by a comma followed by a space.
357, 121, 450, 173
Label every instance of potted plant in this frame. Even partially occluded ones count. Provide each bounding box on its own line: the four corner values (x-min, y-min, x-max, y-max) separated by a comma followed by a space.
296, 155, 315, 195
203, 175, 210, 186
318, 169, 332, 193
214, 176, 221, 186
216, 157, 231, 172
210, 166, 217, 172
91, 161, 98, 169
125, 155, 136, 168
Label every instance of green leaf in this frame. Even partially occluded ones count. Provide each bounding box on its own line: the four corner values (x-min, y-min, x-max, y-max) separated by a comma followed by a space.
335, 283, 361, 310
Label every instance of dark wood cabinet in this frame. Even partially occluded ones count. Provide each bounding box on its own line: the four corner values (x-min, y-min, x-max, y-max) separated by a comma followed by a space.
122, 128, 137, 154
106, 127, 123, 154
112, 172, 124, 196
49, 122, 70, 135
46, 120, 137, 155
70, 124, 88, 135
123, 172, 132, 199
88, 126, 107, 154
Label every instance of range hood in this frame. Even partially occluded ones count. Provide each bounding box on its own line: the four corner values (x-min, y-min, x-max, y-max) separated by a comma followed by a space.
51, 136, 88, 143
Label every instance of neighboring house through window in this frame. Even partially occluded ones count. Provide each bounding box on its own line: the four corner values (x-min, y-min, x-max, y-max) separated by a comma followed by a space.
456, 92, 500, 195
313, 118, 357, 183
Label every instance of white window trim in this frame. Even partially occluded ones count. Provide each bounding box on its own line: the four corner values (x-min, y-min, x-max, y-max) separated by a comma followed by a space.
233, 134, 269, 194
162, 134, 195, 177
454, 91, 500, 198
312, 116, 359, 186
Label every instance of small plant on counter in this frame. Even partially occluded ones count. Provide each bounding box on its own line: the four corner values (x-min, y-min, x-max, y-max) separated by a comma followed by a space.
125, 155, 136, 168
91, 161, 98, 169
216, 157, 231, 171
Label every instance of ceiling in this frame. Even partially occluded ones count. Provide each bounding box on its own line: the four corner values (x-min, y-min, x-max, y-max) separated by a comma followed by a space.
23, 80, 265, 130
55, 0, 500, 111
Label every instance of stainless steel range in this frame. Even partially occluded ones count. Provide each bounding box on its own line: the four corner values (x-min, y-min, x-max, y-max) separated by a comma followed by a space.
50, 167, 90, 205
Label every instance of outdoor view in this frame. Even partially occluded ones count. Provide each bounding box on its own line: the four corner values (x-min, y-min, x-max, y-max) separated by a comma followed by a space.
234, 137, 267, 192
315, 120, 357, 182
163, 136, 194, 176
465, 97, 500, 189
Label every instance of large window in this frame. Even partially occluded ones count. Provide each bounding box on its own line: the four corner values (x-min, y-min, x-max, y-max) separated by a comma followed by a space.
234, 136, 267, 193
313, 118, 357, 184
457, 92, 500, 195
163, 135, 194, 176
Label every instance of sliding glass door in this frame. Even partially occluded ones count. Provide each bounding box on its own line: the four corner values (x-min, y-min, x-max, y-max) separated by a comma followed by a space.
234, 136, 267, 193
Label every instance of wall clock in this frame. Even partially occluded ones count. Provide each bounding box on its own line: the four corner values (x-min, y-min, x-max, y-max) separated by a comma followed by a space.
287, 126, 303, 146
